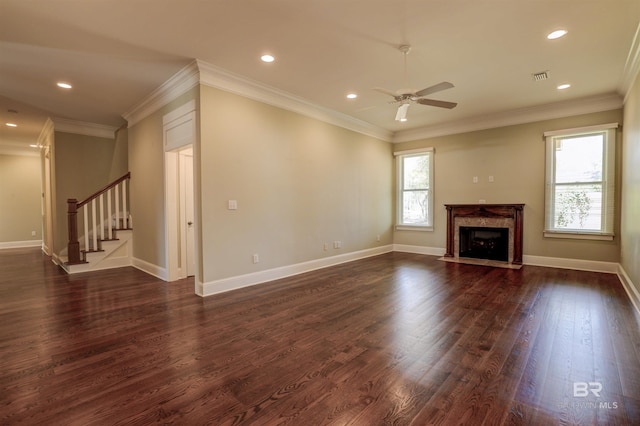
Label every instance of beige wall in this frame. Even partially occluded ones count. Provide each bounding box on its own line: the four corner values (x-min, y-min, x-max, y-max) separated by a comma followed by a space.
393, 109, 623, 263
53, 131, 128, 254
127, 88, 199, 268
622, 71, 640, 293
0, 154, 42, 244
199, 85, 393, 282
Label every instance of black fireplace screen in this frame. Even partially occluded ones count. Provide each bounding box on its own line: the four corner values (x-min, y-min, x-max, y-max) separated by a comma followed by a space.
459, 226, 509, 262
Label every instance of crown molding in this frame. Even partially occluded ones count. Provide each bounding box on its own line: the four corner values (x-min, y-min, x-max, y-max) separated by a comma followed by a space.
52, 117, 119, 139
0, 140, 40, 157
621, 21, 640, 103
392, 92, 624, 143
121, 57, 629, 145
122, 60, 200, 127
196, 60, 392, 142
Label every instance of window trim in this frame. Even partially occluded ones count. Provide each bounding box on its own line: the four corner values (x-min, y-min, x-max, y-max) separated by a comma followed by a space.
394, 147, 435, 231
543, 123, 617, 241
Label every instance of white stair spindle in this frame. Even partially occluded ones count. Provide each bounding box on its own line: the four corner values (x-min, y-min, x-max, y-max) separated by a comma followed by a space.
83, 204, 89, 253
107, 188, 113, 239
122, 179, 127, 228
115, 185, 120, 230
99, 193, 105, 241
91, 199, 97, 251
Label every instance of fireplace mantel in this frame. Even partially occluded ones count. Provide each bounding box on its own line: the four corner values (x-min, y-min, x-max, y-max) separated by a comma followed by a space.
444, 204, 524, 264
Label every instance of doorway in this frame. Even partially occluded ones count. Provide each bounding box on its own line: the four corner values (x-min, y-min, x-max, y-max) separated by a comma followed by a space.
163, 100, 196, 282
178, 147, 195, 277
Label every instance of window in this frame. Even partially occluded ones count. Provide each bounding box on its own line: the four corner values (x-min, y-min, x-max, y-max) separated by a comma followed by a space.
544, 123, 617, 240
395, 148, 434, 230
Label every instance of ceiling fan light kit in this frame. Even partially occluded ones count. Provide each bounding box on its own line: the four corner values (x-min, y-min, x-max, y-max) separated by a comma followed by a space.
395, 103, 410, 121
376, 44, 457, 122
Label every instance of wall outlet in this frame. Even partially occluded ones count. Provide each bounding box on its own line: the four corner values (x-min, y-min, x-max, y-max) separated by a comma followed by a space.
323, 242, 328, 251
488, 175, 494, 183
252, 254, 259, 264
31, 231, 36, 236
473, 176, 478, 184
376, 234, 380, 242
228, 200, 238, 210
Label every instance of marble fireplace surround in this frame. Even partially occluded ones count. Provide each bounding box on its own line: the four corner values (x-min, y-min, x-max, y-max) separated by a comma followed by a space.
444, 204, 524, 265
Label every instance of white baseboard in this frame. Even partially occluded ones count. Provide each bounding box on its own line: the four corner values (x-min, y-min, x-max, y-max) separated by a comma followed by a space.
393, 244, 446, 257
132, 257, 168, 281
618, 264, 640, 316
201, 245, 393, 297
523, 254, 618, 274
0, 240, 42, 250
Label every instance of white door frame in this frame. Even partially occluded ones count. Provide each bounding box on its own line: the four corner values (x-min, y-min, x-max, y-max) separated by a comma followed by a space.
163, 100, 197, 282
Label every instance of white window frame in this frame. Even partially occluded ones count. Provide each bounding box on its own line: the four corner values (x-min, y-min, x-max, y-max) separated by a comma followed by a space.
394, 147, 434, 231
543, 123, 617, 241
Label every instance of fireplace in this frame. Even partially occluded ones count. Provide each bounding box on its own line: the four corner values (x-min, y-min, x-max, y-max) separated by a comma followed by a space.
444, 204, 524, 265
459, 226, 509, 261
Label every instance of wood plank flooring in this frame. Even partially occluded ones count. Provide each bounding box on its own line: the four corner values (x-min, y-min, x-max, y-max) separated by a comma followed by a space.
1, 248, 639, 425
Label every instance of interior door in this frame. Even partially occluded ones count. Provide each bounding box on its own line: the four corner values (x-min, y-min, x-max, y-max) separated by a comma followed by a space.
179, 148, 195, 277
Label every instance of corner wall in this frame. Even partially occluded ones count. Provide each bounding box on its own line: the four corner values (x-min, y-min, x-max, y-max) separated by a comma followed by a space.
621, 71, 640, 303
127, 88, 199, 273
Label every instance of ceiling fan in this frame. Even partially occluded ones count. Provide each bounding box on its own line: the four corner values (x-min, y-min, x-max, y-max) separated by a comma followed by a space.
374, 44, 457, 122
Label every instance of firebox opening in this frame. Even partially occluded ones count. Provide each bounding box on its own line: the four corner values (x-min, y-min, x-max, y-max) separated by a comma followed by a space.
459, 226, 509, 262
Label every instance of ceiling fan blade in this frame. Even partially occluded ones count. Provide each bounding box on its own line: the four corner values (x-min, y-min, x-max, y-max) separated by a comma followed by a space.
372, 87, 400, 98
417, 98, 458, 109
415, 81, 454, 97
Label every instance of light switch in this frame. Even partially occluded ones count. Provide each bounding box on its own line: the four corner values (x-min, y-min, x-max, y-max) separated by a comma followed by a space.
473, 176, 478, 184
228, 200, 238, 210
489, 175, 494, 183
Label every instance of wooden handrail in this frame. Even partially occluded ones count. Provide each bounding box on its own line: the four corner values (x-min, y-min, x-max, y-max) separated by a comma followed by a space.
78, 172, 131, 208
66, 172, 131, 265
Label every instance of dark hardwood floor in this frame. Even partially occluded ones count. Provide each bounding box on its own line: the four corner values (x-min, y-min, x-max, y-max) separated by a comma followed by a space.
1, 248, 639, 425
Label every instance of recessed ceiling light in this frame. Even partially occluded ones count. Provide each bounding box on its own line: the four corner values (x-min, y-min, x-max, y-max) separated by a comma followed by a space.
5, 123, 17, 127
547, 29, 567, 40
557, 83, 571, 90
57, 82, 72, 89
260, 54, 275, 63
30, 144, 39, 148
400, 118, 407, 122
346, 93, 357, 99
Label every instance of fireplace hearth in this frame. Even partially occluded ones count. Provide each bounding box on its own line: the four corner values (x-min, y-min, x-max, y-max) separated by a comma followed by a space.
444, 204, 524, 266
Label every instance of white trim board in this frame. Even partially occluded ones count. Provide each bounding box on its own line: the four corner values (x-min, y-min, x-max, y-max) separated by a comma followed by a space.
201, 245, 393, 297
393, 93, 623, 143
123, 61, 200, 127
0, 240, 43, 250
618, 265, 640, 317
132, 257, 168, 281
522, 255, 618, 274
393, 244, 446, 257
52, 118, 118, 139
197, 60, 392, 142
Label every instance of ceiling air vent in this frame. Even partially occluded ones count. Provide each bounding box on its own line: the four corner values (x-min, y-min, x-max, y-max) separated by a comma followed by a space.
532, 71, 550, 81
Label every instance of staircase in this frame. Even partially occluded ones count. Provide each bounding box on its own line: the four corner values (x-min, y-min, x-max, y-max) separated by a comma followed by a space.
61, 173, 134, 274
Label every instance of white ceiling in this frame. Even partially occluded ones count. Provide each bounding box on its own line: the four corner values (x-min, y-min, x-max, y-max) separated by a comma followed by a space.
1, 0, 639, 152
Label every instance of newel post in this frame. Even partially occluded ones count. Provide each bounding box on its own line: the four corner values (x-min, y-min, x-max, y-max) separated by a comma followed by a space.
67, 198, 81, 264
